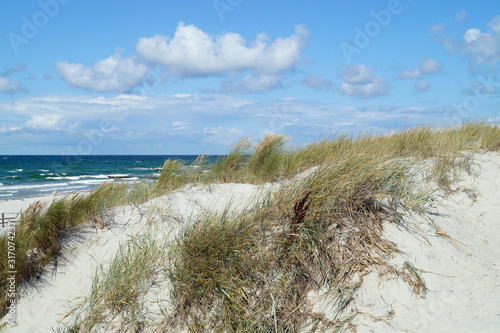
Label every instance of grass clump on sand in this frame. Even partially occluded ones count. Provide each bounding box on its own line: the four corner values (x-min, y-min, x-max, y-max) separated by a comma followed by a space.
210, 134, 290, 183
65, 233, 165, 332
0, 182, 153, 317
210, 137, 252, 182
161, 121, 500, 331
166, 213, 263, 331
163, 155, 427, 331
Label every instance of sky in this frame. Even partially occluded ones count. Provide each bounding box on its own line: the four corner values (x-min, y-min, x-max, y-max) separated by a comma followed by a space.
0, 0, 499, 155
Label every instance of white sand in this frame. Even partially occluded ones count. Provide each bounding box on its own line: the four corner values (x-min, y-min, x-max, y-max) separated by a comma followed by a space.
1, 153, 499, 332
1, 183, 274, 332
343, 152, 500, 332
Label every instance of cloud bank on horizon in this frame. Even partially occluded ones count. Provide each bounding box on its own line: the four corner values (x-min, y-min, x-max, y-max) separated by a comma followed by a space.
0, 0, 499, 154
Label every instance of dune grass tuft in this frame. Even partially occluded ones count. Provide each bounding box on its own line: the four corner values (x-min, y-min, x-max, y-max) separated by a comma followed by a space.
163, 153, 430, 331
211, 137, 252, 182
68, 233, 165, 332
157, 159, 184, 190
0, 182, 152, 317
247, 134, 288, 182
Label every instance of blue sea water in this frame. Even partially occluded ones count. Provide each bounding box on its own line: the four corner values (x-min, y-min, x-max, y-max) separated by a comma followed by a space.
0, 155, 204, 199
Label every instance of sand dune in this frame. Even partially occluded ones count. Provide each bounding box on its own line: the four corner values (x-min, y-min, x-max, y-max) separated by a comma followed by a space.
1, 153, 499, 332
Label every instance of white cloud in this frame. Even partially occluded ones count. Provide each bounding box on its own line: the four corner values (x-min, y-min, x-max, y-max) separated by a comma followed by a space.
172, 121, 189, 130
338, 65, 389, 99
0, 77, 27, 94
56, 53, 149, 92
463, 17, 500, 64
26, 114, 64, 129
0, 127, 21, 134
420, 59, 441, 74
414, 80, 430, 93
431, 16, 500, 69
455, 9, 467, 23
4, 92, 491, 154
464, 28, 482, 43
202, 126, 245, 146
301, 75, 334, 91
398, 68, 420, 79
399, 58, 441, 79
136, 22, 308, 77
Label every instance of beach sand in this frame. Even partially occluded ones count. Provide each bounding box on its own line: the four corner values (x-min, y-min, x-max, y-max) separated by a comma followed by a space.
1, 153, 499, 332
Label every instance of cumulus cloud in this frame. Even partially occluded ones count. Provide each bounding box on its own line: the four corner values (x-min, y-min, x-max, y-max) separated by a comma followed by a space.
463, 16, 500, 64
398, 58, 441, 79
338, 65, 389, 99
414, 80, 430, 93
301, 74, 334, 91
136, 22, 308, 77
0, 76, 27, 94
56, 53, 149, 92
432, 16, 500, 69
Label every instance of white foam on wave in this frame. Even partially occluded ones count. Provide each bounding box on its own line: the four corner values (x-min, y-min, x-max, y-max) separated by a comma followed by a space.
69, 179, 110, 186
133, 167, 162, 171
44, 174, 128, 181
0, 183, 69, 191
46, 176, 81, 181
8, 169, 23, 173
82, 175, 109, 179
39, 185, 87, 193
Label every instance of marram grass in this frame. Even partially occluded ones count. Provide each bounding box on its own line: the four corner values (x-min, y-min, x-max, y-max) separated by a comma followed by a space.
0, 182, 153, 318
66, 233, 165, 332
1, 121, 499, 330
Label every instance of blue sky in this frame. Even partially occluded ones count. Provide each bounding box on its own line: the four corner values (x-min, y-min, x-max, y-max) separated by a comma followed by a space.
0, 0, 499, 155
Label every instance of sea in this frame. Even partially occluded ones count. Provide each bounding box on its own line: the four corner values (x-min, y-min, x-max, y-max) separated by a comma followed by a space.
0, 155, 206, 200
